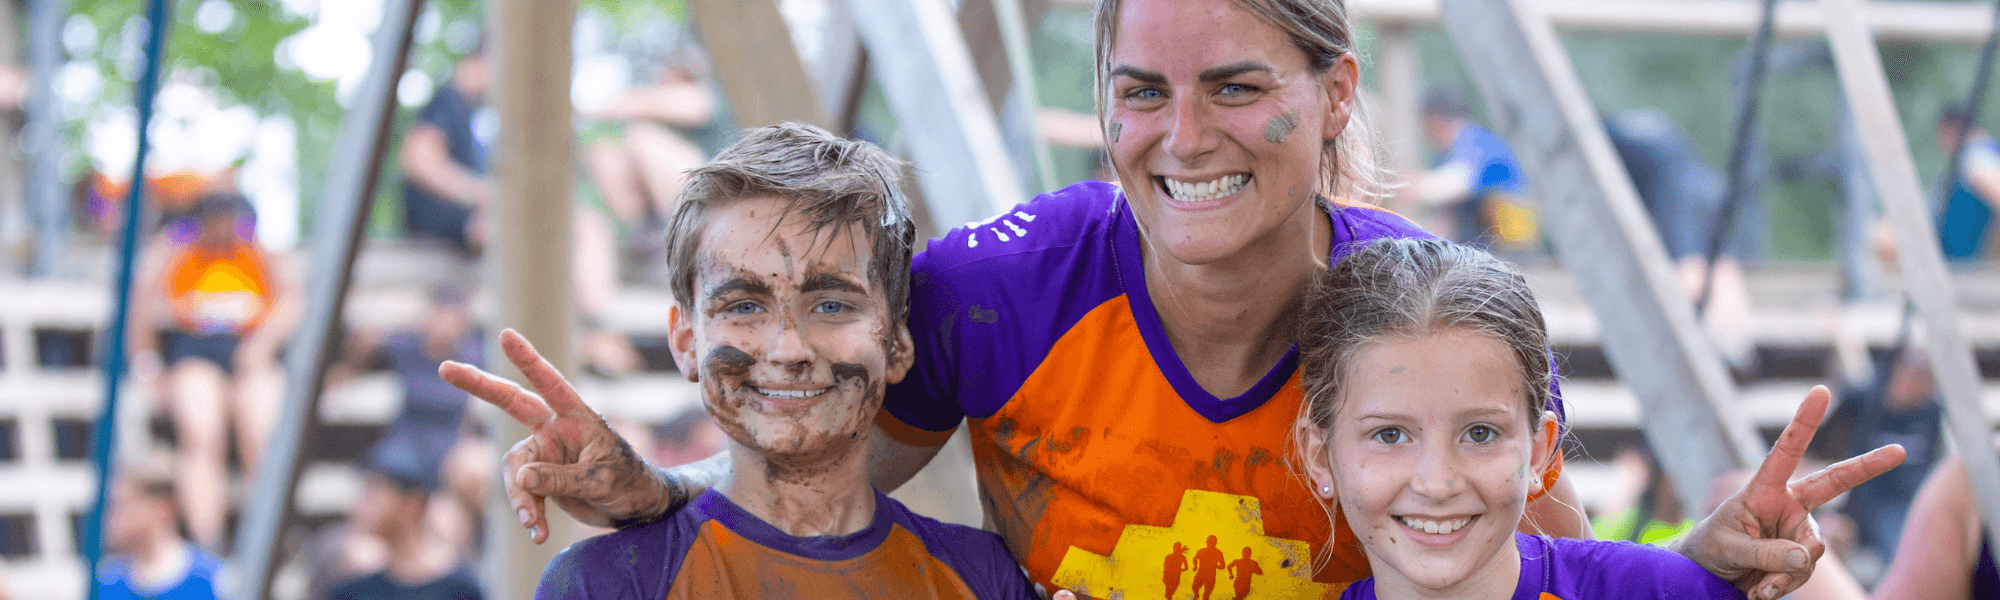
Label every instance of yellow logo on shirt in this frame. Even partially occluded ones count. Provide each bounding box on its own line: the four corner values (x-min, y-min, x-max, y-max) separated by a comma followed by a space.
1052, 490, 1332, 600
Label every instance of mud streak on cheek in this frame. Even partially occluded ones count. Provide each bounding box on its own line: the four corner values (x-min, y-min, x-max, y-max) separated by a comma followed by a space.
830, 362, 871, 388
705, 345, 754, 377
1264, 111, 1299, 143
1108, 121, 1123, 144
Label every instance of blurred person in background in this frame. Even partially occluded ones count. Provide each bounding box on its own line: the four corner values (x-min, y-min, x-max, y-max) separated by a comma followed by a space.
401, 38, 637, 376
580, 37, 716, 237
330, 422, 483, 600
96, 454, 223, 600
1933, 102, 2000, 262
1395, 87, 1537, 252
128, 191, 299, 549
1591, 446, 1694, 545
400, 45, 492, 254
1603, 108, 1758, 371
1835, 348, 1943, 561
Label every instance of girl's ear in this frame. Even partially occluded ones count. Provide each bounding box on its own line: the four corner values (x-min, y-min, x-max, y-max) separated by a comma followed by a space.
1298, 418, 1338, 499
1528, 410, 1560, 496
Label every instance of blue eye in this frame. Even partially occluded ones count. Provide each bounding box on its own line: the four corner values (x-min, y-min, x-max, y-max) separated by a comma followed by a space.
1463, 425, 1498, 444
724, 301, 763, 315
1371, 427, 1408, 445
1129, 87, 1163, 100
813, 300, 850, 314
1218, 83, 1257, 95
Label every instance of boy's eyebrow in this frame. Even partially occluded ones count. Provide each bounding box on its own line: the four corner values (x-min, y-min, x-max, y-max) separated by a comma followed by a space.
706, 276, 771, 298
801, 272, 867, 295
1199, 61, 1270, 82
1110, 65, 1167, 85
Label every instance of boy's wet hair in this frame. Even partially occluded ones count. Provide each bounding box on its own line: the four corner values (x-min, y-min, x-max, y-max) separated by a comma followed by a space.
665, 122, 916, 323
1297, 238, 1553, 431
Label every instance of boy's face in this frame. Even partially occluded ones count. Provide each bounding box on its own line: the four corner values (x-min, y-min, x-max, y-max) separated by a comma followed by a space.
1300, 327, 1555, 596
670, 195, 913, 464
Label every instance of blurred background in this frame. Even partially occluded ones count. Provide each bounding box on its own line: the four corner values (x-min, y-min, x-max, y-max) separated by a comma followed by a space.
0, 0, 1995, 598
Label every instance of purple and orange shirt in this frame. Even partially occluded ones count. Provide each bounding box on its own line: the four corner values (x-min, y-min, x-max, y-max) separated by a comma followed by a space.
537, 489, 1033, 599
879, 181, 1563, 598
1339, 533, 1745, 600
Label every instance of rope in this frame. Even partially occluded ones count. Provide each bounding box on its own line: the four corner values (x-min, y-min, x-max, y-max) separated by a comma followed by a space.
83, 0, 172, 595
1696, 0, 1780, 315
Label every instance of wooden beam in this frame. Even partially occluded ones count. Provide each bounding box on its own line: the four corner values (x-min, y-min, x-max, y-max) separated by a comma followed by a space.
810, 1, 869, 130
1438, 0, 1765, 517
688, 0, 827, 127
1821, 0, 2000, 559
1358, 0, 1992, 43
1375, 24, 1425, 174
231, 0, 425, 598
849, 0, 1023, 230
484, 0, 577, 596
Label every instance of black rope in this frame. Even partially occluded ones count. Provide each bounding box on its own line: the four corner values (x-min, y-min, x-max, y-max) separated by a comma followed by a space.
1696, 0, 1781, 315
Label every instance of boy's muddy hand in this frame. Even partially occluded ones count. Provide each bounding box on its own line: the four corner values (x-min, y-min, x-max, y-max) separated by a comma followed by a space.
440, 328, 674, 543
1675, 385, 1907, 600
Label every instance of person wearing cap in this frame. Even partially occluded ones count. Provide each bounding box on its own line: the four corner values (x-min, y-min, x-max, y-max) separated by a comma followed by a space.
1397, 88, 1536, 251
330, 421, 483, 600
96, 454, 223, 600
127, 191, 299, 550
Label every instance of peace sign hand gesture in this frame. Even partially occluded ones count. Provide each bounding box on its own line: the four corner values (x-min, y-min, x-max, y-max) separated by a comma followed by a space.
1676, 385, 1907, 600
439, 329, 675, 543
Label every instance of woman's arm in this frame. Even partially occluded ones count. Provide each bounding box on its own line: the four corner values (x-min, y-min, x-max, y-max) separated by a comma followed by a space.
1874, 454, 1980, 600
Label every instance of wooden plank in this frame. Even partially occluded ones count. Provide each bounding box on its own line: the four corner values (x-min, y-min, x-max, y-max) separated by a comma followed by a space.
848, 0, 1023, 229
1375, 24, 1425, 174
1821, 0, 2000, 561
687, 0, 827, 127
21, 0, 62, 276
1438, 0, 1765, 517
229, 0, 427, 597
1357, 0, 1993, 43
809, 1, 869, 129
484, 0, 580, 596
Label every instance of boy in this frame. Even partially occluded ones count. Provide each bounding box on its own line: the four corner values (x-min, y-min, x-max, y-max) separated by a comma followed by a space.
96, 455, 223, 600
446, 123, 1031, 599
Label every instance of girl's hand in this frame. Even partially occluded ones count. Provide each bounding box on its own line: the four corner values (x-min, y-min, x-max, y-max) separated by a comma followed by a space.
1674, 385, 1906, 600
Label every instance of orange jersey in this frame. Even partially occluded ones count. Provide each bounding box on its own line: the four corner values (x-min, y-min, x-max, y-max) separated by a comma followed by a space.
882, 181, 1489, 598
164, 239, 273, 335
538, 490, 1033, 599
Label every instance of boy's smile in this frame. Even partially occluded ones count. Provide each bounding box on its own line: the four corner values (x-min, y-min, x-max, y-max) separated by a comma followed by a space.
670, 195, 913, 465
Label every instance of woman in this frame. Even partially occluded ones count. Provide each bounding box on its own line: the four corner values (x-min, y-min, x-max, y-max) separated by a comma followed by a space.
448, 0, 1887, 597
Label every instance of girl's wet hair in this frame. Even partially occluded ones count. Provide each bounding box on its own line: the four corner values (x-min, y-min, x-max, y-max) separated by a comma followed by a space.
1297, 238, 1554, 432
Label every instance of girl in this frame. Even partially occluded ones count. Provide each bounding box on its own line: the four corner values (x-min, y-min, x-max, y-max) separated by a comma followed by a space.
1296, 238, 1743, 599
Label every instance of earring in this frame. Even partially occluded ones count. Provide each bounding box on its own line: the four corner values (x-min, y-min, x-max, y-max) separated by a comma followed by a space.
1319, 485, 1332, 497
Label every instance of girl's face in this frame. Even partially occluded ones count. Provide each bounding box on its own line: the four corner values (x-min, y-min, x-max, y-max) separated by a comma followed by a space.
1103, 0, 1358, 266
1301, 328, 1556, 597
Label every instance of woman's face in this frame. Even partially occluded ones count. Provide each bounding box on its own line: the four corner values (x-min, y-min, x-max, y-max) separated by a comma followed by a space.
1103, 0, 1358, 266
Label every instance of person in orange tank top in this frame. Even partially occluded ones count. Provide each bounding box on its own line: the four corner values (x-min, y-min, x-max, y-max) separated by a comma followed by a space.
129, 192, 298, 549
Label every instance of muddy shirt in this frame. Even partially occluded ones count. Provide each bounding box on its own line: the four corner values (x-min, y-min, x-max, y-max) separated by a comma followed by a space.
1339, 533, 1744, 600
537, 489, 1032, 599
881, 180, 1568, 598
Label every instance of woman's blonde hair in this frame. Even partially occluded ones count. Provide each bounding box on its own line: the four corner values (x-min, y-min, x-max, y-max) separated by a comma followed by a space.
1090, 0, 1397, 204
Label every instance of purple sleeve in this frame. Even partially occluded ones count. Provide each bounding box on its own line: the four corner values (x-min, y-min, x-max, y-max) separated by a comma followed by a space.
883, 181, 1130, 433
535, 517, 694, 600
1544, 536, 1746, 599
887, 499, 1037, 600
